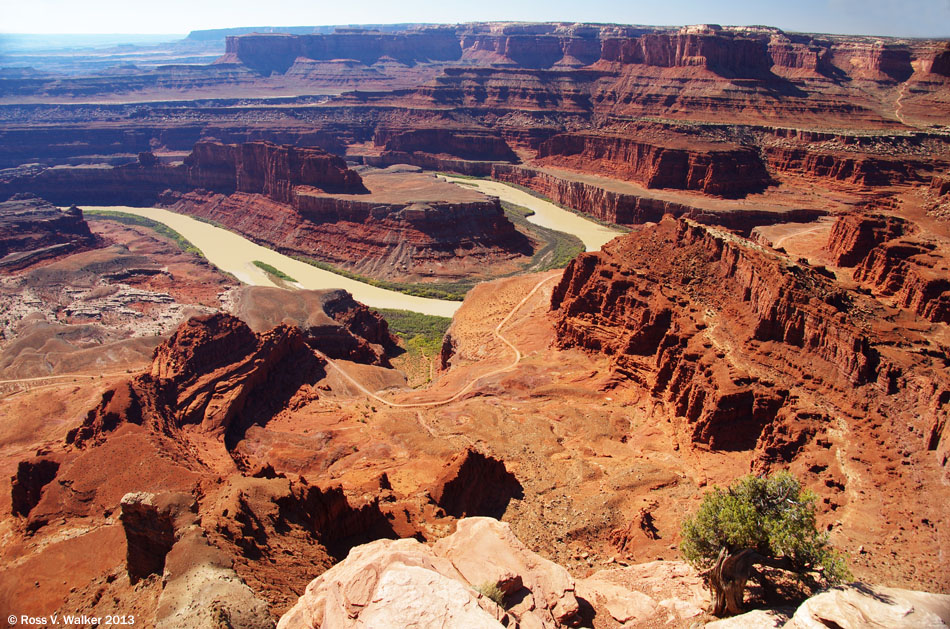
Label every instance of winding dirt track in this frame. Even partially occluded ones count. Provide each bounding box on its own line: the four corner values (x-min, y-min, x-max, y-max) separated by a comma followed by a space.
1, 273, 559, 404
323, 273, 560, 408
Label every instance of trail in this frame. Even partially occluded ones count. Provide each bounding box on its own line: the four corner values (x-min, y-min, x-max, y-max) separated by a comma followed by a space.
771, 224, 829, 249
0, 372, 134, 399
324, 272, 559, 409
1, 272, 557, 407
895, 82, 909, 126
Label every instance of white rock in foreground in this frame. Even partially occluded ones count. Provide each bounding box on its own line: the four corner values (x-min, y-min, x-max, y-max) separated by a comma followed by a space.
785, 583, 950, 629
277, 517, 579, 629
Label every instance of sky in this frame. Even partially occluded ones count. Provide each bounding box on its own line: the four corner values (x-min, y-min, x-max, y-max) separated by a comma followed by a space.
2, 0, 949, 38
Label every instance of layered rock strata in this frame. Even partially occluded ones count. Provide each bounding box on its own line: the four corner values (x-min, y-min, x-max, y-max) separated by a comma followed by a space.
765, 147, 927, 186
827, 213, 950, 323
0, 141, 365, 206
165, 183, 530, 281
550, 217, 949, 469
0, 196, 99, 270
534, 133, 771, 197
491, 164, 825, 229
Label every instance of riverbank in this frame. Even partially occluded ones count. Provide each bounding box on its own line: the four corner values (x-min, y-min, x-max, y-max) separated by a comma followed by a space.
82, 206, 462, 317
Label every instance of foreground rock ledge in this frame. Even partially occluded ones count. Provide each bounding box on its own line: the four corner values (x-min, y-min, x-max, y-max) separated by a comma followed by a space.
277, 517, 580, 629
277, 516, 950, 629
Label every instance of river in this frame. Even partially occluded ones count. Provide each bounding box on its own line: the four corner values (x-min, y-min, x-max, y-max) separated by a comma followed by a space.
86, 206, 462, 318
86, 183, 620, 317
439, 176, 624, 252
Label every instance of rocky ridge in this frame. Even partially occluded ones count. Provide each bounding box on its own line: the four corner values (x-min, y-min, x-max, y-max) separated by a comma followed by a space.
0, 196, 99, 270
550, 216, 950, 586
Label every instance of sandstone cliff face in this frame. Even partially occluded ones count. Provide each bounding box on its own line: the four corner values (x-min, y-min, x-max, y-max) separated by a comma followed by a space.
535, 133, 771, 197
214, 23, 948, 87
827, 213, 950, 324
827, 213, 910, 266
827, 41, 914, 82
550, 217, 948, 458
0, 141, 365, 206
66, 313, 326, 450
491, 164, 823, 230
0, 196, 99, 269
226, 29, 462, 75
601, 31, 772, 77
184, 141, 366, 200
765, 147, 925, 186
853, 241, 950, 323
460, 29, 601, 68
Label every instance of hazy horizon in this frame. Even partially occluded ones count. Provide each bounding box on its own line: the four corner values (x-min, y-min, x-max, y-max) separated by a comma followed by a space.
2, 0, 949, 39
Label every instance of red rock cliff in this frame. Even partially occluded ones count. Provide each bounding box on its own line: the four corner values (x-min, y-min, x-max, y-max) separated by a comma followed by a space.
67, 313, 327, 448
0, 141, 366, 206
550, 216, 950, 510
827, 213, 950, 324
184, 141, 366, 201
226, 29, 462, 75
0, 196, 99, 270
535, 133, 771, 197
765, 147, 925, 186
551, 218, 888, 450
601, 31, 772, 77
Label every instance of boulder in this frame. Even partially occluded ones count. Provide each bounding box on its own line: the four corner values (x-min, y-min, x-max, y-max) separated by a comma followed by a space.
786, 583, 950, 629
278, 517, 581, 629
576, 561, 707, 627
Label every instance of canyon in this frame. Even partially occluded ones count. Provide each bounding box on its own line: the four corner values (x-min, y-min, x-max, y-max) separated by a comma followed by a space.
1, 18, 949, 629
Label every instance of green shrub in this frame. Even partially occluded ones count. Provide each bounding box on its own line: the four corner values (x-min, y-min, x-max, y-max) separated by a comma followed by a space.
474, 581, 506, 607
252, 260, 297, 283
85, 210, 203, 257
290, 256, 471, 301
681, 472, 850, 585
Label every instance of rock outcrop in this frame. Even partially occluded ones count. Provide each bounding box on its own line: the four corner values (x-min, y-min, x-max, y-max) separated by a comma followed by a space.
550, 217, 950, 469
428, 448, 523, 518
229, 286, 396, 366
765, 147, 925, 186
0, 196, 98, 270
827, 213, 911, 267
534, 133, 770, 197
785, 583, 950, 628
551, 218, 845, 449
827, 213, 950, 323
278, 517, 581, 629
0, 141, 365, 206
10, 457, 61, 517
118, 491, 274, 629
576, 561, 707, 627
66, 313, 327, 451
183, 141, 366, 199
119, 491, 197, 584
